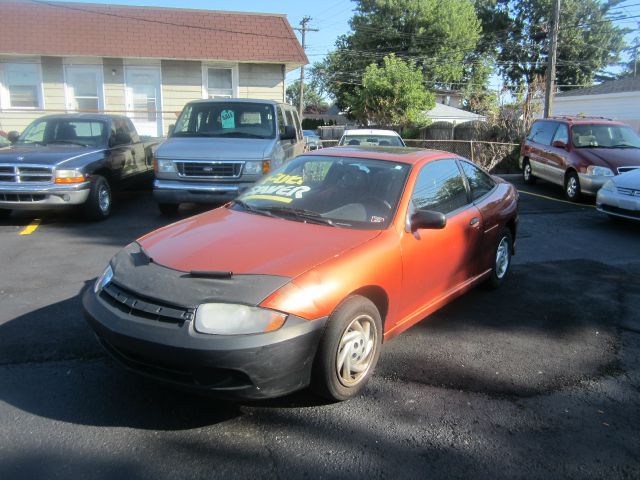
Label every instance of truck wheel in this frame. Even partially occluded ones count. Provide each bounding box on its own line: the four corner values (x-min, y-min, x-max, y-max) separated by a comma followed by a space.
0, 208, 11, 219
158, 203, 179, 215
83, 175, 112, 220
311, 295, 382, 401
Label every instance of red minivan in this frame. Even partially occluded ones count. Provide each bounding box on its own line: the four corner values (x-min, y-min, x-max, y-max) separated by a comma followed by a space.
520, 116, 640, 201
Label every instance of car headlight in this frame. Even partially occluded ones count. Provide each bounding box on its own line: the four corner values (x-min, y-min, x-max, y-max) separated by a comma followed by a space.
243, 160, 270, 175
155, 158, 176, 173
194, 303, 287, 335
600, 179, 615, 192
94, 264, 113, 293
587, 166, 614, 176
55, 169, 86, 184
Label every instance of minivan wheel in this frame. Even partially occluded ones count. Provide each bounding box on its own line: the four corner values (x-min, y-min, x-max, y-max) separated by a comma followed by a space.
564, 171, 581, 201
486, 230, 512, 289
83, 175, 111, 220
522, 159, 536, 185
311, 295, 382, 401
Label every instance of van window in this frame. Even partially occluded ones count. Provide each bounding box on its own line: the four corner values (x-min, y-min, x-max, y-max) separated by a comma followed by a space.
527, 121, 558, 146
552, 124, 569, 145
277, 107, 287, 136
284, 110, 299, 140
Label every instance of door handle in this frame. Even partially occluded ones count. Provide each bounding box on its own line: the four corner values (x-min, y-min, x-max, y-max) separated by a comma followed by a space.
469, 217, 480, 227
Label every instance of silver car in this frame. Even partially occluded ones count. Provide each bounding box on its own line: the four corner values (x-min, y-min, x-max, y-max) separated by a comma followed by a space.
596, 168, 640, 221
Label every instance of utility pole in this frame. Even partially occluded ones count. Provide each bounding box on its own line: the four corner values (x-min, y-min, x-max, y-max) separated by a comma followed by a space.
293, 16, 319, 119
544, 0, 561, 118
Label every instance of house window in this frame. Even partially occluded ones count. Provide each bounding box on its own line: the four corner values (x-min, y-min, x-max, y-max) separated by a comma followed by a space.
206, 68, 233, 98
2, 63, 43, 109
65, 65, 103, 112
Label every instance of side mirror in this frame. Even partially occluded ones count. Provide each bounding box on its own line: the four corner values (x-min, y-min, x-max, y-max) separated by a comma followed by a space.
411, 209, 447, 232
7, 131, 20, 144
110, 132, 132, 147
167, 124, 175, 136
280, 125, 297, 141
552, 140, 567, 149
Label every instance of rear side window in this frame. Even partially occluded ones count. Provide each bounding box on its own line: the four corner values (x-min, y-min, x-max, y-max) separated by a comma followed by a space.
460, 161, 495, 200
412, 159, 469, 215
527, 121, 558, 146
552, 124, 569, 145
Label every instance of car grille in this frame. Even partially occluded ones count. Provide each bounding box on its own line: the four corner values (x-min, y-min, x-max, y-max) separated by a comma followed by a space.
0, 193, 46, 202
175, 161, 243, 178
617, 187, 640, 197
0, 165, 53, 183
100, 282, 194, 324
617, 166, 640, 174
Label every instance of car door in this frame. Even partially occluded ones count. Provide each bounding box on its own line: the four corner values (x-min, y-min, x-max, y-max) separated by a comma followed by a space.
545, 123, 569, 184
525, 121, 557, 181
124, 117, 150, 174
109, 118, 136, 179
398, 159, 483, 323
284, 108, 302, 161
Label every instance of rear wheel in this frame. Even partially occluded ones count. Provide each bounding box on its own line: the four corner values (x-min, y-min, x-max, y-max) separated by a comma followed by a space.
311, 295, 382, 401
486, 230, 512, 289
158, 203, 179, 215
83, 175, 111, 220
0, 208, 11, 219
522, 159, 536, 185
564, 171, 581, 201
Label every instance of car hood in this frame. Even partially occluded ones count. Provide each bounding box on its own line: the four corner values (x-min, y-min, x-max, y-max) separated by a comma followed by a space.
611, 167, 640, 188
156, 137, 275, 161
578, 148, 640, 171
138, 207, 381, 278
0, 144, 103, 166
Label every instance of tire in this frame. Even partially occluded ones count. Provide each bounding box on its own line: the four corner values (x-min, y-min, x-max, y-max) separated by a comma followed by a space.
158, 203, 179, 215
564, 171, 581, 201
522, 159, 537, 185
486, 230, 512, 289
311, 295, 382, 401
83, 175, 111, 220
0, 208, 11, 219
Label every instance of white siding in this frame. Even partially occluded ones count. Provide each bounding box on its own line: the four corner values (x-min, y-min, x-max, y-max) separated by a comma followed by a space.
553, 92, 640, 132
160, 60, 202, 134
238, 64, 284, 102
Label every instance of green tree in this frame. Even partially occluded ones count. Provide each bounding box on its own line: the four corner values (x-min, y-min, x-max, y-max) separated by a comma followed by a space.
348, 54, 434, 126
285, 80, 329, 114
479, 0, 628, 91
311, 0, 481, 112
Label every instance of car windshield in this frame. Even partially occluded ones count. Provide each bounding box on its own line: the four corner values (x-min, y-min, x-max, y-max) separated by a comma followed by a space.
571, 124, 640, 148
172, 102, 276, 139
18, 119, 107, 147
233, 155, 411, 229
339, 135, 404, 147
303, 130, 319, 138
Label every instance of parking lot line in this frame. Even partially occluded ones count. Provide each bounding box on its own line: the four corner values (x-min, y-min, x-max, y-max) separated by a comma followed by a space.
517, 190, 596, 208
19, 219, 42, 235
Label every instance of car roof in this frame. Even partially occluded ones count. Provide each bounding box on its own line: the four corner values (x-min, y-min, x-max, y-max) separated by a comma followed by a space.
539, 116, 627, 126
185, 98, 290, 107
31, 113, 116, 122
308, 146, 457, 165
342, 129, 401, 137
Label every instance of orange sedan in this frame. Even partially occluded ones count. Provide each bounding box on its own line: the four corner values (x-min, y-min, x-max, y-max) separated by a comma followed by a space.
83, 147, 518, 401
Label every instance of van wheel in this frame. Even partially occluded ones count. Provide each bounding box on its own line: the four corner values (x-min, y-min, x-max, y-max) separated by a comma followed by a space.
158, 203, 179, 215
311, 295, 382, 401
522, 159, 536, 185
564, 171, 581, 201
83, 175, 111, 220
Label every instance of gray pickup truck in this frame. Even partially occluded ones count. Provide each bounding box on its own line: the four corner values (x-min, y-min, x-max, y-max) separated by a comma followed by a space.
0, 114, 157, 219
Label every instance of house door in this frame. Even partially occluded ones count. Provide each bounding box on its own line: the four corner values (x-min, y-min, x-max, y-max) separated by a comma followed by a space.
65, 65, 104, 112
125, 67, 162, 137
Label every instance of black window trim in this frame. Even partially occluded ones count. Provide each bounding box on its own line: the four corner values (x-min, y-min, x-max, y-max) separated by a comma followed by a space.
458, 158, 498, 204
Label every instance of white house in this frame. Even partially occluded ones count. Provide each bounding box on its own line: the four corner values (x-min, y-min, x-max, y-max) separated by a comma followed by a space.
552, 77, 640, 132
425, 103, 486, 124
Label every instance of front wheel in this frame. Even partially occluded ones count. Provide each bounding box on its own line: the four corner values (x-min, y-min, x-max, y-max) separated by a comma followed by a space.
522, 159, 536, 185
311, 295, 382, 401
83, 175, 111, 220
486, 230, 512, 289
564, 171, 581, 201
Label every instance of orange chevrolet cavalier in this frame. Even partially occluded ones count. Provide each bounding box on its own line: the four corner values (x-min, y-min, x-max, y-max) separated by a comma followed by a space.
83, 147, 518, 401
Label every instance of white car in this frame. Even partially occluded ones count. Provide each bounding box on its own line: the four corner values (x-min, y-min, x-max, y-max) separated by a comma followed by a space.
596, 168, 640, 221
338, 129, 406, 147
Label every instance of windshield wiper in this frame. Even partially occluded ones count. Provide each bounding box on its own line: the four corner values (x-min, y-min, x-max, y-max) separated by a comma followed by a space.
609, 144, 639, 148
232, 200, 277, 218
47, 140, 89, 147
262, 206, 336, 227
212, 132, 269, 139
171, 131, 216, 137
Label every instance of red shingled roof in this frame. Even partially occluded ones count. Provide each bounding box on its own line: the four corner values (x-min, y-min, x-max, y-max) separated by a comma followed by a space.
0, 0, 308, 65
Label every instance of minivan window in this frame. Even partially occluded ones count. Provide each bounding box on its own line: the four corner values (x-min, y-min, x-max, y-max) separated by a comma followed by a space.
571, 124, 640, 148
173, 102, 276, 139
552, 124, 569, 145
527, 121, 558, 146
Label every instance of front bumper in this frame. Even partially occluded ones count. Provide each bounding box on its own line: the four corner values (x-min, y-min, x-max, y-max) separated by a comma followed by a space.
577, 174, 609, 195
83, 287, 328, 399
0, 182, 90, 210
596, 188, 640, 221
153, 179, 253, 204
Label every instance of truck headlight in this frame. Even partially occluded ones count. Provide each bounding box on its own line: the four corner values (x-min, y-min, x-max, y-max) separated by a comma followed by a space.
55, 169, 86, 184
94, 264, 113, 293
155, 158, 176, 173
243, 160, 270, 175
586, 166, 614, 176
194, 303, 287, 335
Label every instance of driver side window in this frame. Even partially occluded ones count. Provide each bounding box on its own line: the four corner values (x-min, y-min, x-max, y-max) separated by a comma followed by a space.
411, 159, 469, 215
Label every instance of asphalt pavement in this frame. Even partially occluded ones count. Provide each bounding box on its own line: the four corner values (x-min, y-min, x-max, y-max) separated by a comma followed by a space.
0, 176, 639, 479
